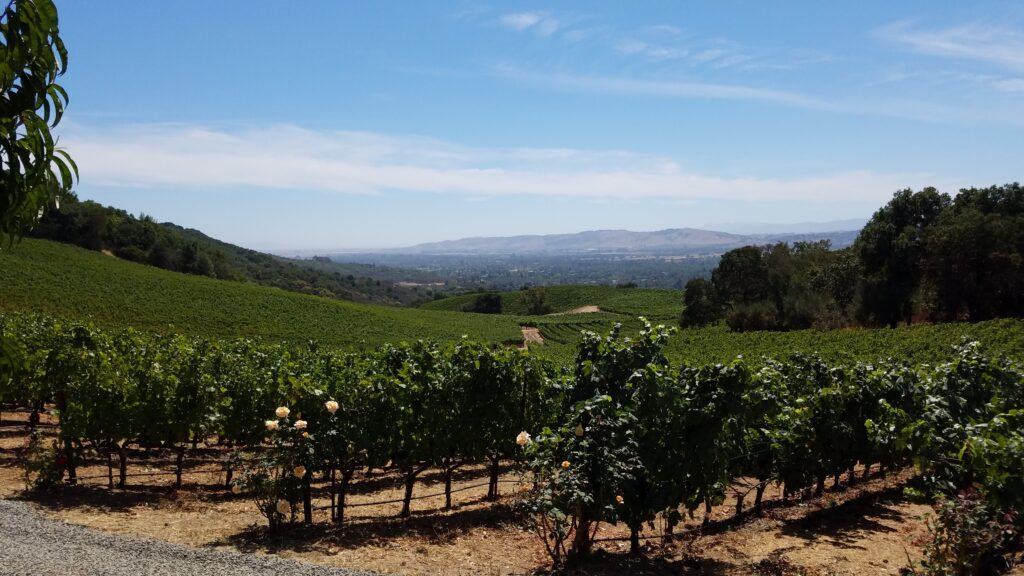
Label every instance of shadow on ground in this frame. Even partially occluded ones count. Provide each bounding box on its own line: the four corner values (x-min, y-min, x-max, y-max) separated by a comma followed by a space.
216, 500, 521, 554
530, 550, 734, 576
779, 483, 914, 552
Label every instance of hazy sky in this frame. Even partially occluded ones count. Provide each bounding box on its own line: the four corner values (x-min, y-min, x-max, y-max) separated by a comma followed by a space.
57, 1, 1024, 250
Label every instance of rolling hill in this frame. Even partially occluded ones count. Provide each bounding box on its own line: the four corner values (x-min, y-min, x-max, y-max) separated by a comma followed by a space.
0, 238, 520, 348
28, 195, 444, 306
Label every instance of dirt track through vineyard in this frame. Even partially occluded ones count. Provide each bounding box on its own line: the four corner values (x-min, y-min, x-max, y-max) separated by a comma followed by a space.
520, 326, 543, 348
521, 304, 605, 347
547, 305, 602, 315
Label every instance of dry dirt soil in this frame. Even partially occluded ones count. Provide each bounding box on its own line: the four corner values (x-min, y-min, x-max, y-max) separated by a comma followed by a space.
0, 409, 949, 576
520, 326, 545, 347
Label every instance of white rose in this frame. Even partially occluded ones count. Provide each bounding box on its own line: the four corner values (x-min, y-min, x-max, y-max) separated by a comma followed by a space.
325, 400, 339, 414
516, 431, 531, 446
265, 420, 279, 431
294, 420, 307, 430
275, 406, 290, 419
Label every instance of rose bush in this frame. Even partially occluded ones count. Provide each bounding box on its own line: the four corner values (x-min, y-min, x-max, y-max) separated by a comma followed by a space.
235, 406, 315, 528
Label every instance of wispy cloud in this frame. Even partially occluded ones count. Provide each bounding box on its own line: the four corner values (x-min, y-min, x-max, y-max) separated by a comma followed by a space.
867, 65, 1024, 95
496, 65, 827, 108
614, 35, 755, 69
490, 65, 1022, 125
645, 24, 683, 37
877, 21, 1024, 71
562, 28, 601, 43
614, 39, 690, 62
993, 77, 1024, 92
492, 10, 822, 73
499, 11, 560, 36
64, 122, 929, 205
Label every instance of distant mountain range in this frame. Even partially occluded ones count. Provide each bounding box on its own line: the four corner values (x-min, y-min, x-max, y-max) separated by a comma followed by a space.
394, 227, 861, 255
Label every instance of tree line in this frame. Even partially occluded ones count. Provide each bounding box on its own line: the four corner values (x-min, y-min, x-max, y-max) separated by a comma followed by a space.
682, 184, 1024, 331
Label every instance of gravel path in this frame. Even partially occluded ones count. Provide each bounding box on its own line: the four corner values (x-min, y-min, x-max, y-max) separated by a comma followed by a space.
0, 499, 380, 576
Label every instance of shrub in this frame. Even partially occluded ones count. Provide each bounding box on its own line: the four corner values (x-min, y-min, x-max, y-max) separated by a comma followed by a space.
725, 300, 779, 331
234, 406, 314, 528
18, 431, 65, 490
904, 489, 1018, 576
520, 287, 553, 315
462, 293, 502, 314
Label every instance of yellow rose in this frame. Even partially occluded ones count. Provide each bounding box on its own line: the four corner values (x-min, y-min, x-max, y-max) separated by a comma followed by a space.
561, 460, 570, 470
231, 484, 241, 494
275, 406, 290, 419
325, 400, 339, 414
275, 500, 290, 516
302, 431, 310, 438
264, 420, 278, 431
516, 431, 531, 446
294, 465, 306, 478
574, 423, 584, 437
616, 495, 624, 505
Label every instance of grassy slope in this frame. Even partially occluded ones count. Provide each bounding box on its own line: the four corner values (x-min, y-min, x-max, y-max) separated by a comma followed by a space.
0, 239, 521, 348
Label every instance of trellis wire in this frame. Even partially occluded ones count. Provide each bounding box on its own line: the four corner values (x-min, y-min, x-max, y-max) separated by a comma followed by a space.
313, 478, 521, 510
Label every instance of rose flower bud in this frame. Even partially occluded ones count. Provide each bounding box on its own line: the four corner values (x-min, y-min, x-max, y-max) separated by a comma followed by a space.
275, 500, 290, 516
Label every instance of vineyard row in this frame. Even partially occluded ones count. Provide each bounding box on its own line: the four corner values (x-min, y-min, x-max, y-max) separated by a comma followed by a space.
1, 313, 1022, 561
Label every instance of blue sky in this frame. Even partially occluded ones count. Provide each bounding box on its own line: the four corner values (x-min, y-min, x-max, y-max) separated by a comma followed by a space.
56, 1, 1024, 250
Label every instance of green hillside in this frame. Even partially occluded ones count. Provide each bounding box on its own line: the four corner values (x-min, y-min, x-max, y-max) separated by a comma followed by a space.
0, 239, 521, 348
420, 285, 682, 319
28, 195, 439, 306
